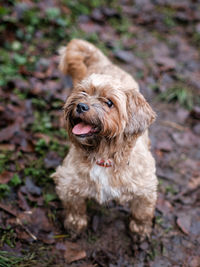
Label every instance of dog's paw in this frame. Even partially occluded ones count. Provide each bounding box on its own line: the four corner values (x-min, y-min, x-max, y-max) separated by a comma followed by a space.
129, 219, 152, 239
64, 213, 88, 233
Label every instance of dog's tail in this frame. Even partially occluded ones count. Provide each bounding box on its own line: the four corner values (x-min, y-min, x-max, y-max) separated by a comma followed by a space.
58, 39, 109, 84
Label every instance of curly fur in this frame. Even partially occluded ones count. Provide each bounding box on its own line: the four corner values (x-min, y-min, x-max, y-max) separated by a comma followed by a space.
52, 39, 158, 237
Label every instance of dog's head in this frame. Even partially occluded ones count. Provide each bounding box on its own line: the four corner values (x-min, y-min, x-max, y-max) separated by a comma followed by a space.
64, 74, 155, 150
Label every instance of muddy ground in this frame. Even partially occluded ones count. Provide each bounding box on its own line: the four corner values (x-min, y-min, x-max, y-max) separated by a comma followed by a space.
0, 0, 200, 266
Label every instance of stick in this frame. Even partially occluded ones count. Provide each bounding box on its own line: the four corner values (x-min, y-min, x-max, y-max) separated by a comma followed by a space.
0, 203, 37, 241
160, 120, 186, 131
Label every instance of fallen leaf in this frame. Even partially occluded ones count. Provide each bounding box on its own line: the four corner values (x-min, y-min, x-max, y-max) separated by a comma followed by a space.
0, 105, 5, 112
188, 176, 200, 190
44, 151, 62, 169
0, 203, 18, 217
102, 7, 120, 18
25, 177, 41, 196
154, 56, 176, 70
0, 122, 20, 142
56, 242, 66, 251
16, 208, 54, 243
172, 131, 199, 147
156, 193, 173, 215
20, 139, 34, 152
91, 8, 104, 23
114, 50, 135, 63
64, 241, 86, 264
176, 214, 191, 235
193, 124, 200, 135
79, 22, 102, 34
176, 108, 189, 124
20, 184, 43, 206
190, 106, 200, 120
0, 144, 15, 151
156, 140, 172, 152
190, 256, 200, 267
0, 171, 14, 184
18, 190, 30, 211
33, 133, 51, 144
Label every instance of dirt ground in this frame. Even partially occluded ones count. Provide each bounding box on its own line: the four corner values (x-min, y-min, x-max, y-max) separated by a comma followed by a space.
0, 0, 200, 266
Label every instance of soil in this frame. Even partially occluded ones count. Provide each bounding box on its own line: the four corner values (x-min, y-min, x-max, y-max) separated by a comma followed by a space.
0, 0, 200, 266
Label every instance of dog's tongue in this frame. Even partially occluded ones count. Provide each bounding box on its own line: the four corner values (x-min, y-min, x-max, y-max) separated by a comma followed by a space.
72, 122, 92, 135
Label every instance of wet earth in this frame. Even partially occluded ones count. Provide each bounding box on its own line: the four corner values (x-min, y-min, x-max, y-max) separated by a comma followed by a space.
0, 0, 200, 266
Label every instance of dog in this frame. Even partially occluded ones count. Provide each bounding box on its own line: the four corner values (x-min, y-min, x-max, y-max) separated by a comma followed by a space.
52, 39, 158, 238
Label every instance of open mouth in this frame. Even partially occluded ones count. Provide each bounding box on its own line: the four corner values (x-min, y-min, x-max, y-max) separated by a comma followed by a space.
71, 118, 99, 138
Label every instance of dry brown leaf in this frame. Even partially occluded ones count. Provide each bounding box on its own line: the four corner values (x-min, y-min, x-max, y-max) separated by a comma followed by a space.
0, 144, 15, 151
176, 214, 191, 235
188, 176, 200, 190
64, 241, 86, 264
0, 170, 14, 184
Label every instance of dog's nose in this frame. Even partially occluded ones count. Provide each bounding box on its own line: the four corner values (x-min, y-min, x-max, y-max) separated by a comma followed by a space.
76, 103, 89, 114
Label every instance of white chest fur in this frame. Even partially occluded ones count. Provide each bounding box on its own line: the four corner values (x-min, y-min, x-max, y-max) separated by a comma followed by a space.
90, 164, 120, 203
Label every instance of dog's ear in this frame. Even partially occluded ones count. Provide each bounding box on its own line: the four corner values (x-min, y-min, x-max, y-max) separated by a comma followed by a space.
125, 90, 156, 135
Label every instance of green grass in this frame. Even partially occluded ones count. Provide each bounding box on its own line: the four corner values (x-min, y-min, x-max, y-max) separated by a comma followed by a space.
0, 249, 56, 267
32, 112, 53, 134
192, 32, 200, 50
0, 226, 16, 249
44, 193, 58, 204
159, 84, 194, 110
24, 161, 48, 183
0, 184, 10, 197
0, 174, 22, 199
0, 153, 11, 174
165, 185, 177, 195
156, 6, 177, 29
0, 251, 36, 267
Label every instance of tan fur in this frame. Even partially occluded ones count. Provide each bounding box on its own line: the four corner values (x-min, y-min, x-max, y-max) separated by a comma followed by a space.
52, 39, 158, 237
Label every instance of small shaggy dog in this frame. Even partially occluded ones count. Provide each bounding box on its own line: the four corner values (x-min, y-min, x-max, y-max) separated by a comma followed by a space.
52, 39, 158, 238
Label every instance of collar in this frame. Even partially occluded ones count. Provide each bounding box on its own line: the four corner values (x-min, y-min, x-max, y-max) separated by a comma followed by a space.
96, 159, 112, 167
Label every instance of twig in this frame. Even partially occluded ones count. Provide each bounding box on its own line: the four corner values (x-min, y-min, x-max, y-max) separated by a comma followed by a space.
160, 120, 186, 131
0, 203, 17, 217
173, 185, 200, 201
0, 203, 37, 241
16, 218, 37, 241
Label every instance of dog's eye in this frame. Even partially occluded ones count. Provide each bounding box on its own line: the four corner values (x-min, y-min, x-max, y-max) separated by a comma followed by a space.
106, 99, 113, 108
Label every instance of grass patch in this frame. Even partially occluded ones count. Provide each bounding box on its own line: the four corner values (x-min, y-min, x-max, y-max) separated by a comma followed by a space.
192, 32, 200, 50
0, 226, 16, 249
0, 184, 10, 198
159, 84, 194, 110
165, 185, 177, 195
0, 251, 36, 267
0, 248, 56, 267
156, 6, 177, 29
32, 112, 52, 134
0, 153, 11, 174
24, 160, 48, 183
0, 174, 22, 198
44, 193, 58, 204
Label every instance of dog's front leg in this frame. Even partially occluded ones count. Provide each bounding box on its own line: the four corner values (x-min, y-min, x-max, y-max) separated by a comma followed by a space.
63, 197, 87, 233
129, 192, 157, 238
52, 167, 88, 233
